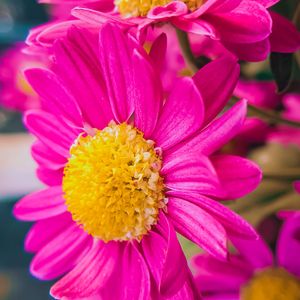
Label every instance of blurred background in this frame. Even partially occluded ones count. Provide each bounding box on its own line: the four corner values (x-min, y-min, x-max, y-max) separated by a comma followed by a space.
0, 1, 52, 299
0, 0, 299, 299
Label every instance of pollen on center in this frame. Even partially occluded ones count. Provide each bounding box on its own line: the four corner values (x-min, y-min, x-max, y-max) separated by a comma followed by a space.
115, 0, 204, 17
62, 122, 165, 242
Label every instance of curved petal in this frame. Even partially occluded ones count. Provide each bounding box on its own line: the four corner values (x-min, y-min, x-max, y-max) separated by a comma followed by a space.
24, 68, 83, 128
193, 53, 240, 124
193, 254, 252, 294
205, 1, 272, 44
167, 191, 257, 239
167, 99, 247, 157
168, 197, 227, 259
31, 223, 92, 280
142, 213, 187, 296
24, 110, 79, 158
51, 240, 119, 299
230, 236, 274, 269
211, 154, 262, 199
152, 77, 204, 150
98, 23, 137, 123
13, 186, 66, 221
277, 214, 300, 277
25, 212, 73, 253
270, 11, 300, 53
148, 2, 188, 20
53, 26, 114, 129
32, 141, 66, 170
162, 151, 224, 198
132, 50, 163, 138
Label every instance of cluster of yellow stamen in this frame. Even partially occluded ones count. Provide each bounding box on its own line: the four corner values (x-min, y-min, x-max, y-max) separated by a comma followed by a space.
241, 267, 300, 300
63, 122, 165, 242
115, 0, 204, 17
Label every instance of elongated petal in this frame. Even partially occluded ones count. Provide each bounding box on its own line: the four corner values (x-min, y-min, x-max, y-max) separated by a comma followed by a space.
193, 54, 239, 124
32, 141, 66, 170
270, 11, 300, 53
119, 244, 151, 300
277, 214, 300, 277
132, 50, 162, 138
152, 77, 204, 150
25, 213, 72, 253
13, 186, 66, 221
25, 69, 83, 128
167, 99, 247, 157
147, 213, 187, 296
167, 191, 257, 239
163, 151, 224, 198
24, 110, 78, 157
54, 27, 113, 129
51, 241, 118, 299
98, 23, 136, 123
206, 1, 272, 43
230, 236, 273, 269
168, 197, 227, 259
211, 154, 262, 199
31, 223, 92, 280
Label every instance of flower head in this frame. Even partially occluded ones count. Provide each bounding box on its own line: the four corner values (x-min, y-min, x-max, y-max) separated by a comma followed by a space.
193, 212, 300, 300
28, 0, 300, 62
14, 23, 261, 299
0, 44, 50, 111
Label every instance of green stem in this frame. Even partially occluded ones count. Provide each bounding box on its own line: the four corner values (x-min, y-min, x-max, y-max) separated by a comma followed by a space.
247, 103, 300, 128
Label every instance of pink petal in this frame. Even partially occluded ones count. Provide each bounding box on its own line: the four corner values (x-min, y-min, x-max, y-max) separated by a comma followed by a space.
167, 191, 257, 239
193, 53, 239, 124
24, 110, 78, 157
185, 0, 241, 19
205, 1, 272, 43
167, 99, 247, 157
234, 80, 280, 109
119, 244, 151, 300
270, 11, 300, 53
223, 38, 270, 62
277, 214, 300, 277
25, 69, 83, 128
98, 23, 137, 123
25, 213, 73, 253
172, 18, 218, 38
132, 50, 162, 138
211, 154, 262, 199
32, 141, 66, 170
168, 197, 227, 259
31, 223, 92, 280
149, 33, 167, 74
51, 240, 119, 299
152, 77, 204, 150
13, 186, 66, 221
148, 2, 188, 20
36, 166, 63, 186
53, 26, 114, 129
162, 151, 224, 198
194, 254, 253, 293
142, 213, 187, 296
230, 236, 274, 269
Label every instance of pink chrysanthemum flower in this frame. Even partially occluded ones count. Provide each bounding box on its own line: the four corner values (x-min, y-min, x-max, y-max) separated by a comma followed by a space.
29, 0, 300, 62
14, 23, 261, 299
0, 44, 50, 111
193, 212, 300, 300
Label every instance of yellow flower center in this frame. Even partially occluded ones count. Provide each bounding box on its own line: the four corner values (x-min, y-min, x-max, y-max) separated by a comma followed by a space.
241, 267, 300, 300
115, 0, 204, 17
63, 122, 165, 242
